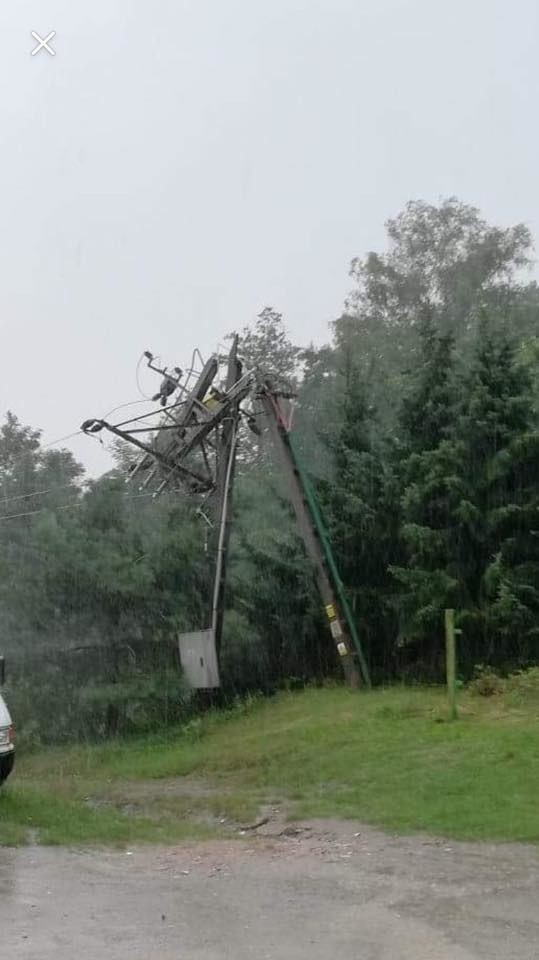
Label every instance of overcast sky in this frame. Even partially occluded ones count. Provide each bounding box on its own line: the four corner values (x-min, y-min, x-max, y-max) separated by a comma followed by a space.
1, 0, 538, 474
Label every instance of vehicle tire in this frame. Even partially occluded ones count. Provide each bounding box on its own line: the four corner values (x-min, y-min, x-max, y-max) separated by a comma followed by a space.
0, 753, 14, 784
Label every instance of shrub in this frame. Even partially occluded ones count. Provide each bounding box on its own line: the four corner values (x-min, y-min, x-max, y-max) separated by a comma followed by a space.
506, 666, 539, 699
468, 665, 505, 697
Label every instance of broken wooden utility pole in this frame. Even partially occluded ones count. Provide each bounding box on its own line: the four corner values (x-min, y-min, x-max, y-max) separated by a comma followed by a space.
258, 386, 370, 688
82, 338, 371, 690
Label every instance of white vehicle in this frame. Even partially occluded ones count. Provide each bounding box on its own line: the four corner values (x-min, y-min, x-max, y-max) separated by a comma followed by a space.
0, 659, 14, 784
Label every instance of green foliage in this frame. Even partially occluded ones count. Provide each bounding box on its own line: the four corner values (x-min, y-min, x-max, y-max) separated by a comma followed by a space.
333, 197, 537, 427
505, 665, 539, 699
4, 197, 539, 748
343, 197, 533, 346
0, 783, 216, 847
233, 306, 302, 471
226, 471, 331, 688
6, 653, 193, 746
391, 311, 539, 674
319, 363, 399, 674
236, 306, 300, 392
0, 415, 211, 740
469, 664, 539, 700
468, 665, 505, 697
390, 323, 462, 661
294, 344, 340, 479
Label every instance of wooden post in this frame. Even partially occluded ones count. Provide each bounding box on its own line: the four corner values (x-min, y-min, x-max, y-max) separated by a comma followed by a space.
444, 608, 458, 720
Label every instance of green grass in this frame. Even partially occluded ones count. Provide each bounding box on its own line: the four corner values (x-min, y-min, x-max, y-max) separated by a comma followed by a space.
0, 785, 215, 846
3, 685, 539, 846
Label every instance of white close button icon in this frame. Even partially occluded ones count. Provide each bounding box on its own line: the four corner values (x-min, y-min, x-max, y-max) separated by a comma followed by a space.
31, 31, 56, 57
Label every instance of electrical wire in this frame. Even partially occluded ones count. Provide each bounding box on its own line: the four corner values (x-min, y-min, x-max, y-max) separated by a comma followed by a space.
0, 430, 83, 477
100, 398, 152, 421
0, 394, 187, 508
0, 345, 224, 509
0, 483, 81, 507
0, 472, 138, 509
0, 490, 158, 523
0, 400, 154, 504
192, 348, 205, 368
0, 430, 85, 503
41, 430, 84, 451
135, 352, 153, 400
0, 350, 192, 509
0, 502, 85, 521
1, 345, 208, 480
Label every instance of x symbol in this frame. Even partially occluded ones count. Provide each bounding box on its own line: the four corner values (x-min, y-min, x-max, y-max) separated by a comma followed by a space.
31, 31, 56, 57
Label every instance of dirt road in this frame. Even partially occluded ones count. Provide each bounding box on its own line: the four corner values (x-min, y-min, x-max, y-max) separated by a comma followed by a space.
2, 821, 539, 959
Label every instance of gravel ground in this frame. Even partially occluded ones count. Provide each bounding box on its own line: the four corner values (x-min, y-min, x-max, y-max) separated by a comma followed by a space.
2, 820, 539, 959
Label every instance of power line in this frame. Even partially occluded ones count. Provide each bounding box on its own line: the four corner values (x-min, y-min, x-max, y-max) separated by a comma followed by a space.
0, 491, 158, 523
0, 415, 154, 507
0, 429, 83, 479
101, 398, 152, 421
0, 472, 131, 509
41, 430, 84, 451
0, 502, 85, 521
0, 403, 148, 486
0, 483, 82, 507
136, 352, 153, 400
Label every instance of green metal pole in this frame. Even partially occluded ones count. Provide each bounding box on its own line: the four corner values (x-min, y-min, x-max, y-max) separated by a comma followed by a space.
444, 608, 458, 720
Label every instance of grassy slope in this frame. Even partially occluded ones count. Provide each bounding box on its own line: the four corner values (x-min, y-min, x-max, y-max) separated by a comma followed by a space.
2, 685, 539, 846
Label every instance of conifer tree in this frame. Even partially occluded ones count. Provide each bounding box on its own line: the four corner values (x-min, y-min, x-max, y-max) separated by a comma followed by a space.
321, 363, 398, 673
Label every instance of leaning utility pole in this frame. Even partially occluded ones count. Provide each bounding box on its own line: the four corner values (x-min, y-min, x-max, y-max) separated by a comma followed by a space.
258, 387, 370, 688
82, 340, 371, 689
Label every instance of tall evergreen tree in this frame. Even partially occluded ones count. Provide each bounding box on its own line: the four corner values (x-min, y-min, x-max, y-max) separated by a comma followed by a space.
393, 313, 539, 673
321, 364, 398, 675
398, 313, 456, 454
457, 317, 539, 665
390, 321, 462, 669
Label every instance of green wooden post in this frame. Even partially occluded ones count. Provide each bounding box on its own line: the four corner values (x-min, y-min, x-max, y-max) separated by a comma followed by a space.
444, 608, 458, 720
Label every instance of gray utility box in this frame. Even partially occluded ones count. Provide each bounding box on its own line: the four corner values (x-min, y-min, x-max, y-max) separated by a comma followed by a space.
178, 629, 220, 689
